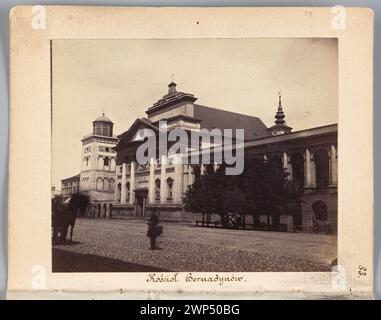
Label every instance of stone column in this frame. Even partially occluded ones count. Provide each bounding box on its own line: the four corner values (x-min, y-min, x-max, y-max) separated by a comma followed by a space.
120, 163, 127, 204
311, 157, 316, 188
174, 157, 184, 202
305, 148, 313, 188
148, 158, 156, 204
114, 169, 118, 203
129, 161, 136, 205
160, 155, 167, 203
282, 152, 291, 181
282, 152, 288, 170
330, 145, 338, 186
188, 165, 193, 187
287, 157, 293, 181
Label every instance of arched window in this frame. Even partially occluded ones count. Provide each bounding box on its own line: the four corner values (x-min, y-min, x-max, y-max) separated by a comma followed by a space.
104, 156, 110, 168
167, 177, 174, 200
96, 177, 103, 191
109, 178, 115, 191
314, 149, 330, 189
291, 152, 305, 191
103, 178, 109, 191
155, 178, 160, 201
110, 158, 116, 171
98, 157, 104, 170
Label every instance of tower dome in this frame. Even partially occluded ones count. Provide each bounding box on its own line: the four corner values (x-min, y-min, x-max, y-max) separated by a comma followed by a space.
93, 112, 113, 137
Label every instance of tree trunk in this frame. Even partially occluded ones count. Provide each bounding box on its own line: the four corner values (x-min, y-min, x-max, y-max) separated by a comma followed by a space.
202, 212, 205, 227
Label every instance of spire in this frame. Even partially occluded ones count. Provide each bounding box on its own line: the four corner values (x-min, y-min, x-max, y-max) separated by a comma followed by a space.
274, 91, 286, 125
268, 91, 292, 136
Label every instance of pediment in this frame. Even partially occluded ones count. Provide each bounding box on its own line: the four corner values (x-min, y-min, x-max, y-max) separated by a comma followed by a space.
130, 126, 156, 142
119, 118, 158, 142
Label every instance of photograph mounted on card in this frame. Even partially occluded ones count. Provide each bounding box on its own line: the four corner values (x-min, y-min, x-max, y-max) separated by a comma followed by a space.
7, 6, 374, 299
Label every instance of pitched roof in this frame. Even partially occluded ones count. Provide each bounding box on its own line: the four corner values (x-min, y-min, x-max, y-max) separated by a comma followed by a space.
193, 104, 270, 140
117, 118, 158, 139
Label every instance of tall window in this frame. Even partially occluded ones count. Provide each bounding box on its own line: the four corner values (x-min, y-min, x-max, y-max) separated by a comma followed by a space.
167, 177, 174, 200
94, 123, 111, 137
291, 152, 305, 191
193, 165, 201, 181
155, 179, 160, 201
96, 177, 103, 191
109, 178, 115, 191
102, 125, 110, 137
110, 158, 116, 171
314, 149, 329, 189
98, 157, 104, 170
103, 178, 109, 191
104, 157, 110, 170
126, 182, 131, 201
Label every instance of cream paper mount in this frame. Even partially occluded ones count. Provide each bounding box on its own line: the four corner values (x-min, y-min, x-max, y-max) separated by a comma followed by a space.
7, 6, 374, 299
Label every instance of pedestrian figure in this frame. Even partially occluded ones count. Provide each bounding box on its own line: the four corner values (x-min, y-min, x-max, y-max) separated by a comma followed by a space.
147, 211, 162, 250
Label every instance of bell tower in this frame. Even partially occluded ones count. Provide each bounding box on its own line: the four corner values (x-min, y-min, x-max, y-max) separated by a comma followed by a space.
80, 113, 118, 193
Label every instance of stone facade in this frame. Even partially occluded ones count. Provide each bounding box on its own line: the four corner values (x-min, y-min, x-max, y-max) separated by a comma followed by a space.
60, 174, 80, 197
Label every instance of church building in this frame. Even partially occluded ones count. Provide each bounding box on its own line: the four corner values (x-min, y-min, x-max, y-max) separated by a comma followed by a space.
112, 82, 338, 233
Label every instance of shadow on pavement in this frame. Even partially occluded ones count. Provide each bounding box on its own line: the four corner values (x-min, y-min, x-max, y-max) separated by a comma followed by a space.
52, 248, 169, 272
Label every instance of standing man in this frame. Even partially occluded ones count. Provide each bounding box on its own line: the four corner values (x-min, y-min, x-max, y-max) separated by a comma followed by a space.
146, 211, 162, 249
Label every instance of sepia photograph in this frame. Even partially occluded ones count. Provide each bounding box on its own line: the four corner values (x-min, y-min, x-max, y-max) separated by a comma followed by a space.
51, 38, 338, 273
6, 6, 374, 299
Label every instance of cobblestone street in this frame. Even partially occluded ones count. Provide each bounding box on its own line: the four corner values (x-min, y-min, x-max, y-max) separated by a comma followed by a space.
53, 218, 337, 272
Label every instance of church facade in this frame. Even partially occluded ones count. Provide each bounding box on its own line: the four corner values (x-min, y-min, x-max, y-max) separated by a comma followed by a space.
112, 82, 338, 233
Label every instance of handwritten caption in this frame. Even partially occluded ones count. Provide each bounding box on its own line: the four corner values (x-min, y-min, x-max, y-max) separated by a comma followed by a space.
146, 273, 245, 286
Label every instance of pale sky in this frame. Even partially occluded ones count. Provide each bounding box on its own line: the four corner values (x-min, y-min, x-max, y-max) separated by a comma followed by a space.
52, 38, 338, 189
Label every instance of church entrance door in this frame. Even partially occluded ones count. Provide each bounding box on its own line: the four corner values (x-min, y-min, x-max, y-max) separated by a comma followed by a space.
135, 189, 148, 218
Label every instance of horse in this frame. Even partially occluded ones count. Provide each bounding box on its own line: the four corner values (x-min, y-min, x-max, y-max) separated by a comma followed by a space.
52, 193, 89, 244
52, 196, 63, 243
61, 197, 78, 243
52, 196, 78, 244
